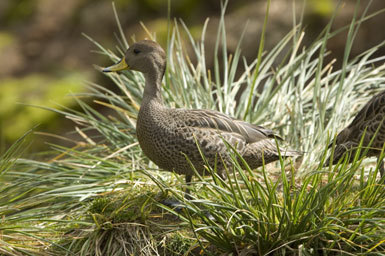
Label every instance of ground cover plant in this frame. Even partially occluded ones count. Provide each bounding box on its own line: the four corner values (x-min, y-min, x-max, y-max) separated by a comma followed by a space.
0, 1, 384, 255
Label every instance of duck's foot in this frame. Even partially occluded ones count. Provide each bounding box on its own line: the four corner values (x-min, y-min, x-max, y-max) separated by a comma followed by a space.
159, 186, 193, 211
203, 210, 215, 221
160, 198, 214, 220
160, 198, 187, 212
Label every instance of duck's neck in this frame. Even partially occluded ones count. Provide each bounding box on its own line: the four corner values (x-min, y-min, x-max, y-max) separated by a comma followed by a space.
142, 66, 165, 104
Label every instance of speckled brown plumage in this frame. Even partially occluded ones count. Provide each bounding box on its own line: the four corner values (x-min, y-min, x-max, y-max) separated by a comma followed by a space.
104, 40, 300, 184
326, 90, 385, 177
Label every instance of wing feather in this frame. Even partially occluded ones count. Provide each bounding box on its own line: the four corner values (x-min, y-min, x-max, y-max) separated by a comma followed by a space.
348, 90, 385, 130
174, 108, 281, 143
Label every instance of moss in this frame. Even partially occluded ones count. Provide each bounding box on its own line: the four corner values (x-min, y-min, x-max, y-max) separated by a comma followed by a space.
2, 0, 37, 25
309, 0, 334, 17
72, 189, 200, 255
164, 232, 197, 256
188, 25, 203, 40
88, 190, 160, 224
0, 32, 15, 50
114, 0, 134, 9
0, 73, 86, 141
142, 19, 169, 47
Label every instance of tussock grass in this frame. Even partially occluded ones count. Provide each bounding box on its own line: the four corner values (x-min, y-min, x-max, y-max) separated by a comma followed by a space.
0, 1, 384, 255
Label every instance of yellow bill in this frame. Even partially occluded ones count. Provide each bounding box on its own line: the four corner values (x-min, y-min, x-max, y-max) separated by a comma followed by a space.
103, 57, 129, 72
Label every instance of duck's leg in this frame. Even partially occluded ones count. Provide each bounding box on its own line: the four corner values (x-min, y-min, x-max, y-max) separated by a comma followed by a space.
184, 174, 193, 200
379, 158, 384, 178
161, 174, 192, 209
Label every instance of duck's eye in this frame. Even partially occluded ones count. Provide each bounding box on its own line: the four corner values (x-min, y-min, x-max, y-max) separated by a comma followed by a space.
133, 49, 141, 54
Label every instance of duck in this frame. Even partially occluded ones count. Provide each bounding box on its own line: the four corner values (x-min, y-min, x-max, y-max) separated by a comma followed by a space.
325, 89, 385, 178
103, 40, 300, 195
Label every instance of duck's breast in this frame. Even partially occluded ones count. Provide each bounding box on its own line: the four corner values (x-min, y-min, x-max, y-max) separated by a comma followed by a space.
136, 105, 197, 173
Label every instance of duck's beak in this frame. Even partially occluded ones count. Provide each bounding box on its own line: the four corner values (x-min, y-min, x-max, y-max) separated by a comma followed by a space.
102, 57, 129, 72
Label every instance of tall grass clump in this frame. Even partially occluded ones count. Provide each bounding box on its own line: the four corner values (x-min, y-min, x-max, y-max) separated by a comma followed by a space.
0, 1, 384, 255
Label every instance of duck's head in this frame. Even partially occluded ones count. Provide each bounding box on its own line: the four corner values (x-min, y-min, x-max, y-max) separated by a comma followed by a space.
103, 40, 166, 74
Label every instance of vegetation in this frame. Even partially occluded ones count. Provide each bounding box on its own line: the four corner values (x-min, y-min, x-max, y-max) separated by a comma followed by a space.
0, 74, 86, 142
1, 1, 384, 255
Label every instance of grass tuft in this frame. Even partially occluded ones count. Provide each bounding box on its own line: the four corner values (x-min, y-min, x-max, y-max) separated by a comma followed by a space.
0, 1, 384, 255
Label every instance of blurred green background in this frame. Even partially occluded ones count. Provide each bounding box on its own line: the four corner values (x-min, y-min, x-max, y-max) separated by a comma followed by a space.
0, 0, 384, 154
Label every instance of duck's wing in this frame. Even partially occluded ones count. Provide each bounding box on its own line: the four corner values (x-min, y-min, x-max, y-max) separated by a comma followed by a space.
173, 108, 282, 143
347, 90, 385, 138
348, 90, 385, 127
329, 91, 385, 149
